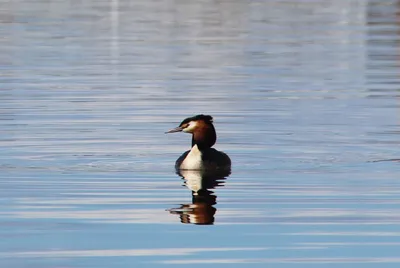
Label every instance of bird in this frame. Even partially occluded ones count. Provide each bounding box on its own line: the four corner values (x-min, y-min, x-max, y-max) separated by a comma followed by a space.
166, 114, 231, 171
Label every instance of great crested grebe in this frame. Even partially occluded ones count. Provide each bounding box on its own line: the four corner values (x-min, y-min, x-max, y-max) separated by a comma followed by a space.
166, 114, 231, 171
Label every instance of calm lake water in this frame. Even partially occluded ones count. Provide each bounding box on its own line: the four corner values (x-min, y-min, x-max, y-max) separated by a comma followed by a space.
1, 0, 400, 267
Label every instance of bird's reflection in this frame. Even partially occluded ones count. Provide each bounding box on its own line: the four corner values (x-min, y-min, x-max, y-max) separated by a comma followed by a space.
168, 169, 230, 225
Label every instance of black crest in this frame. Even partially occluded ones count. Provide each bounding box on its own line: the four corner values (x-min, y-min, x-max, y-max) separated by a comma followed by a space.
180, 114, 213, 126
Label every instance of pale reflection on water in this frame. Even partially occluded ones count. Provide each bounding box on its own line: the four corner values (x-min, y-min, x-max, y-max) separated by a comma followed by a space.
1, 0, 400, 267
168, 169, 229, 225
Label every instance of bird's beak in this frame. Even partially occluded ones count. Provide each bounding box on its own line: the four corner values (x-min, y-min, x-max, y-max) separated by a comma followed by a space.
165, 126, 183, 134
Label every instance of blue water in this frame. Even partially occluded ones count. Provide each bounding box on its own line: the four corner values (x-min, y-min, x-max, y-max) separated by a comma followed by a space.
1, 0, 400, 267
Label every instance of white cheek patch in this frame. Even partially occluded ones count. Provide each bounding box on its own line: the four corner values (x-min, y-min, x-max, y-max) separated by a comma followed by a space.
182, 121, 198, 133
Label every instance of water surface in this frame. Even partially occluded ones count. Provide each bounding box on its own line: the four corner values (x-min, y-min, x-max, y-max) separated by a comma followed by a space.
1, 0, 400, 267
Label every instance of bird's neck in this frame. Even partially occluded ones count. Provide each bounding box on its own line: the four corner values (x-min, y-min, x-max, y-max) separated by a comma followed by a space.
191, 125, 216, 150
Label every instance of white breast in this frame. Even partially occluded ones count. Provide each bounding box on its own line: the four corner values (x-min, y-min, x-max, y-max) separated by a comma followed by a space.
180, 144, 203, 170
